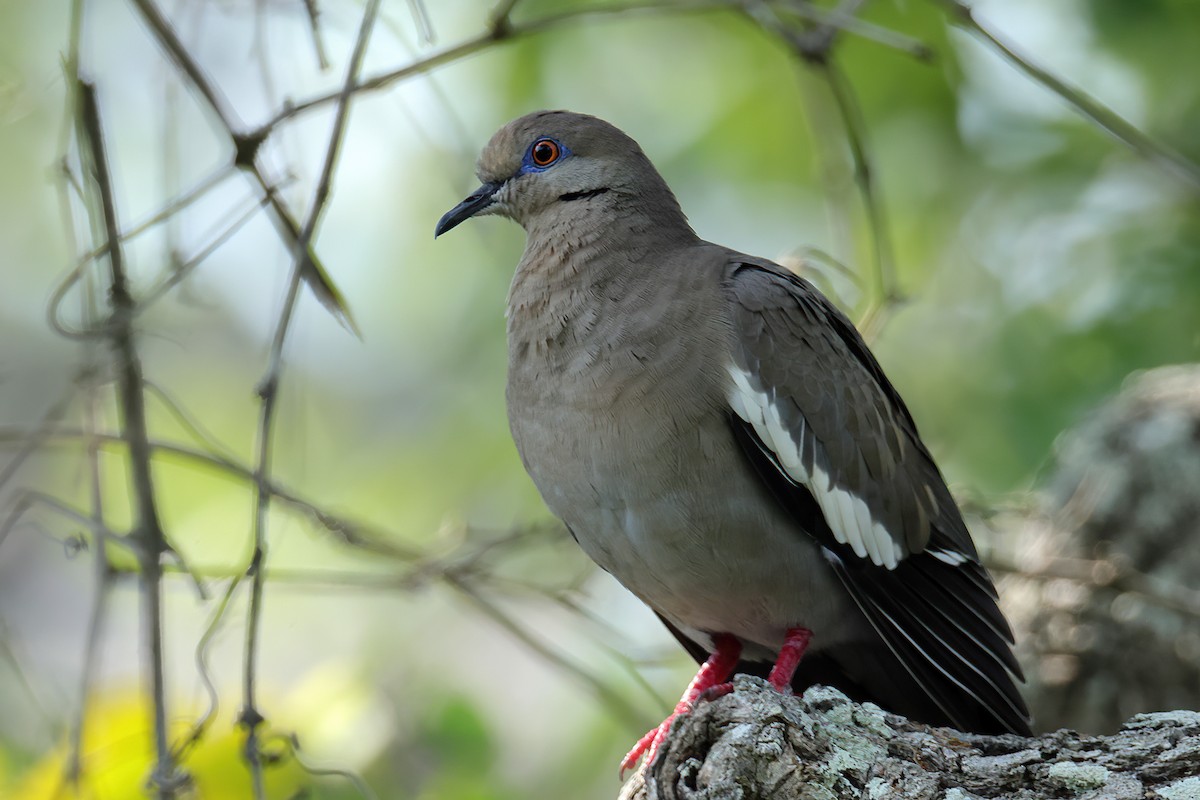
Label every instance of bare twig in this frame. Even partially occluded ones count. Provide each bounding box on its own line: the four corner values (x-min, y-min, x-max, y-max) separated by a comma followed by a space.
0, 427, 423, 560
142, 380, 242, 463
115, 166, 235, 247
257, 0, 928, 143
252, 0, 737, 138
301, 0, 331, 70
47, 163, 237, 336
137, 188, 274, 310
77, 79, 184, 799
775, 0, 932, 60
448, 577, 657, 732
266, 732, 380, 800
0, 617, 59, 744
66, 358, 114, 787
64, 161, 117, 788
0, 418, 654, 741
0, 389, 76, 495
240, 2, 381, 794
931, 0, 1200, 194
488, 0, 523, 36
820, 58, 902, 339
54, 5, 114, 786
127, 0, 241, 133
127, 0, 358, 332
741, 0, 903, 336
173, 577, 240, 762
0, 490, 128, 554
406, 0, 435, 45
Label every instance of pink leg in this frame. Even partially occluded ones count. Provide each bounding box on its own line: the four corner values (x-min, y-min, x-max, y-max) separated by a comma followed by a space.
767, 627, 813, 691
619, 633, 742, 777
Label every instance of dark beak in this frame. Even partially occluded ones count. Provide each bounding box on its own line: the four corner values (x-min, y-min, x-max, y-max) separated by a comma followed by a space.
435, 181, 504, 237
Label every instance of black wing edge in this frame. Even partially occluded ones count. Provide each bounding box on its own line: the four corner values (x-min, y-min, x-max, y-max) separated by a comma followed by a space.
729, 413, 1033, 736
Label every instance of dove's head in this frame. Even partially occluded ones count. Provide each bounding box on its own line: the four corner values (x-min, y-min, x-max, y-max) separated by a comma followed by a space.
434, 110, 687, 237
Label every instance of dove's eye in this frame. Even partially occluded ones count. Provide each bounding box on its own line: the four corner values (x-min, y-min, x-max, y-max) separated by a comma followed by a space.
530, 138, 561, 167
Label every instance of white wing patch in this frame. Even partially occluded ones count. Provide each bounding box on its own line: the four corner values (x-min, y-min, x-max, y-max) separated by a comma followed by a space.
727, 364, 903, 570
928, 548, 970, 566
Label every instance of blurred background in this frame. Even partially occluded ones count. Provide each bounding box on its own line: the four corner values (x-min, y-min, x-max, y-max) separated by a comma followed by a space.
0, 0, 1198, 797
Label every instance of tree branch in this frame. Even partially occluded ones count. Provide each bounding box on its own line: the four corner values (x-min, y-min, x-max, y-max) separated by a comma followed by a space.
931, 0, 1200, 194
76, 79, 184, 799
240, 3, 380, 794
622, 678, 1200, 800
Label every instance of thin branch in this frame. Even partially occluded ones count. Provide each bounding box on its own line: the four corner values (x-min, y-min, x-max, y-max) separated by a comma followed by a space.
0, 617, 60, 745
0, 425, 652, 737
47, 164, 236, 341
256, 0, 929, 143
0, 388, 76, 494
1, 490, 130, 556
57, 1, 103, 776
137, 187, 273, 310
173, 577, 240, 762
931, 0, 1200, 194
65, 167, 115, 788
142, 381, 242, 463
117, 166, 235, 247
265, 732, 380, 800
126, 0, 358, 333
77, 79, 184, 799
112, 562, 517, 593
775, 0, 933, 60
488, 0, 523, 35
448, 576, 657, 732
821, 58, 901, 339
241, 2, 381, 794
0, 427, 423, 560
252, 0, 738, 138
125, 0, 241, 133
66, 382, 114, 787
406, 0, 435, 45
742, 0, 903, 336
301, 0, 331, 70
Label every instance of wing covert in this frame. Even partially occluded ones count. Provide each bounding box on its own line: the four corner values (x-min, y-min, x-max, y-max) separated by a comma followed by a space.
725, 260, 962, 567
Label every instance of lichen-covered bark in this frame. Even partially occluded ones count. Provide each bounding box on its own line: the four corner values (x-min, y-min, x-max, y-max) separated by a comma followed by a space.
620, 677, 1200, 800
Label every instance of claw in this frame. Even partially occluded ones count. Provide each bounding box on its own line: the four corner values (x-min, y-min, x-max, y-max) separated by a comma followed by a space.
618, 633, 742, 777
618, 627, 814, 779
619, 722, 668, 779
697, 681, 734, 703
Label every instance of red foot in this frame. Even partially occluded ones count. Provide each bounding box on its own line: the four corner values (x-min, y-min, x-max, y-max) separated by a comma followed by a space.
619, 633, 742, 778
619, 626, 814, 779
697, 681, 734, 703
767, 627, 813, 691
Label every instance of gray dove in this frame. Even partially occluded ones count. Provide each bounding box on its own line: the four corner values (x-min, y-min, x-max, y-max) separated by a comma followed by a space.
435, 110, 1031, 771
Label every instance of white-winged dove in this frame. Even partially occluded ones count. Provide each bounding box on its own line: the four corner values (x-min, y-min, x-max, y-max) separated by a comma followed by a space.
436, 110, 1031, 771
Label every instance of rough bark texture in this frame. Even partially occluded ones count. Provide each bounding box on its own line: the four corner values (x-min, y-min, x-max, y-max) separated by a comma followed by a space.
620, 677, 1200, 800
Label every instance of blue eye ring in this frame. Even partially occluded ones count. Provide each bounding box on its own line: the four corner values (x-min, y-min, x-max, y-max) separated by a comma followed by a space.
522, 137, 569, 172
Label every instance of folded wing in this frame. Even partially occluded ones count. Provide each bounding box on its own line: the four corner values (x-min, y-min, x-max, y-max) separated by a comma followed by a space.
723, 259, 1031, 735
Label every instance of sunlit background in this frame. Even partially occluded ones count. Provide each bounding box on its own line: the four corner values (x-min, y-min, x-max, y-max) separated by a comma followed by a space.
1, 0, 1198, 797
